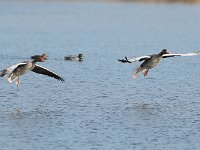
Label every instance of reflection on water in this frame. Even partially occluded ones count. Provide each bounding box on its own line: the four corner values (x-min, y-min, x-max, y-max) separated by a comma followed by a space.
1, 1, 200, 150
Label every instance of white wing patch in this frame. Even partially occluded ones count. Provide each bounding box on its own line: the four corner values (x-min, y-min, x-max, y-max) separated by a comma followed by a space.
162, 52, 200, 57
128, 55, 151, 62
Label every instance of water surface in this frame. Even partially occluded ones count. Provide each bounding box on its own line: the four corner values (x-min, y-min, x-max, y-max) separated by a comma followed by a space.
0, 1, 200, 150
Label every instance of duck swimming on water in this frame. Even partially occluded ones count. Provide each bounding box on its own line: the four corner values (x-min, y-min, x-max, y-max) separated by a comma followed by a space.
0, 55, 64, 87
118, 49, 200, 78
65, 53, 83, 61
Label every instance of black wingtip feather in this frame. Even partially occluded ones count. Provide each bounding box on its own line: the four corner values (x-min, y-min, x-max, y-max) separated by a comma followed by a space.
0, 69, 7, 77
118, 56, 132, 63
59, 77, 65, 82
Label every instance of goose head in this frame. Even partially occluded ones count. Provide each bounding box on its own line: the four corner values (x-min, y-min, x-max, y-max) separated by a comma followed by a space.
41, 53, 48, 60
159, 49, 169, 56
34, 55, 46, 62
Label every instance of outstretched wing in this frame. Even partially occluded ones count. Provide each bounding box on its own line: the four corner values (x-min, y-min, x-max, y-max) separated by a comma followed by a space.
0, 62, 27, 77
31, 65, 64, 82
162, 51, 200, 58
118, 55, 151, 63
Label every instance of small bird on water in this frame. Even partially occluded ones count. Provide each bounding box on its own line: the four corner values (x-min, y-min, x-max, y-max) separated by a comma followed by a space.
64, 53, 84, 61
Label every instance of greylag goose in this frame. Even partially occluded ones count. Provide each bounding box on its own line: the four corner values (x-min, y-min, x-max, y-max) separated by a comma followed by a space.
0, 55, 64, 86
65, 53, 83, 61
118, 49, 200, 78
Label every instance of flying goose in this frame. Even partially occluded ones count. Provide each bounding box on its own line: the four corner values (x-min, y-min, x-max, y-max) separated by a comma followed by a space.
118, 49, 200, 78
0, 55, 64, 86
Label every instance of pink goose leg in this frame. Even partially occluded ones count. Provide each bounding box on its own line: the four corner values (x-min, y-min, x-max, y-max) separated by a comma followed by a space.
16, 76, 20, 87
133, 67, 140, 79
143, 69, 149, 77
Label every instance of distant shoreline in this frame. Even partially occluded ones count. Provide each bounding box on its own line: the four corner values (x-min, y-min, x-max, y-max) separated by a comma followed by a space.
13, 0, 200, 3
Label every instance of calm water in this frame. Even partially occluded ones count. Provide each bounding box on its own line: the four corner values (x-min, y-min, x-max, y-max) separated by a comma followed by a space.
1, 1, 200, 150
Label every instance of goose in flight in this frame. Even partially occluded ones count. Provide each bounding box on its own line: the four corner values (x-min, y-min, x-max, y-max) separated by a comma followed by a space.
118, 49, 200, 78
0, 55, 64, 86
